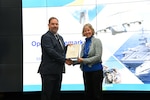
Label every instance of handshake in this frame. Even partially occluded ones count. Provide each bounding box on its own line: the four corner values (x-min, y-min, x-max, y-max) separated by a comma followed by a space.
65, 58, 83, 66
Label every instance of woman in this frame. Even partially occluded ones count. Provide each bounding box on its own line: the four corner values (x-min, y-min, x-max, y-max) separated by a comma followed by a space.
77, 23, 103, 100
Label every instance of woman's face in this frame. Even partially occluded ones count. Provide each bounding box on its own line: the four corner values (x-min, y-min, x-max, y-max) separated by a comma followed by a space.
83, 26, 93, 38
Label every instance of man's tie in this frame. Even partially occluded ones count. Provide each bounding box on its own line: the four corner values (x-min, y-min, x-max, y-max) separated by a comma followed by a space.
55, 35, 64, 50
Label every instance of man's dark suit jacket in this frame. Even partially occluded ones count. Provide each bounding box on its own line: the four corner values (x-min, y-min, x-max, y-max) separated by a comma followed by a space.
38, 31, 66, 75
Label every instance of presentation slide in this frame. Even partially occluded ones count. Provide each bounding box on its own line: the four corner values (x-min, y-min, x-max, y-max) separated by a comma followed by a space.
22, 0, 150, 92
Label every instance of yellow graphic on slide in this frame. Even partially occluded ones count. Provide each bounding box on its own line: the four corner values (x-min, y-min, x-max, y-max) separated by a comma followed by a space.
67, 0, 85, 6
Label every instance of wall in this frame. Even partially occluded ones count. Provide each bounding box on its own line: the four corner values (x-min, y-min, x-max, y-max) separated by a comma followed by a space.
0, 0, 22, 92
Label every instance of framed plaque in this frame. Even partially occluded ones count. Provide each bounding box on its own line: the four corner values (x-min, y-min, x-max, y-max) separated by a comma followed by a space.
66, 44, 81, 59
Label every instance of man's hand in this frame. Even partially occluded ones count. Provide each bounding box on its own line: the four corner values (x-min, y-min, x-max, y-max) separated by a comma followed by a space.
65, 59, 73, 65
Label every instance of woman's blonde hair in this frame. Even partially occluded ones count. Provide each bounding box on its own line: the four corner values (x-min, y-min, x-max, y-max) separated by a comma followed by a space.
82, 23, 95, 36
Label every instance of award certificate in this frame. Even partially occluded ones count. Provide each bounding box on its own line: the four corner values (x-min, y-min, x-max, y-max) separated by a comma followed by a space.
66, 44, 81, 59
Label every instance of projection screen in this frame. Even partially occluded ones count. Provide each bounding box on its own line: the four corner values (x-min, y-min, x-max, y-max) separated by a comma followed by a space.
22, 0, 150, 92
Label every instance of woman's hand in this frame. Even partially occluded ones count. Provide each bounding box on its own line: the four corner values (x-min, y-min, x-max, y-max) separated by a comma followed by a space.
77, 58, 83, 63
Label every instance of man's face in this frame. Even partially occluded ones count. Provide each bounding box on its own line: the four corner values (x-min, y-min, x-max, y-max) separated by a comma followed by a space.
48, 19, 59, 34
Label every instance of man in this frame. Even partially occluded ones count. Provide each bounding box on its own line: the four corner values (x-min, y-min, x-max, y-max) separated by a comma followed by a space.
38, 17, 72, 100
